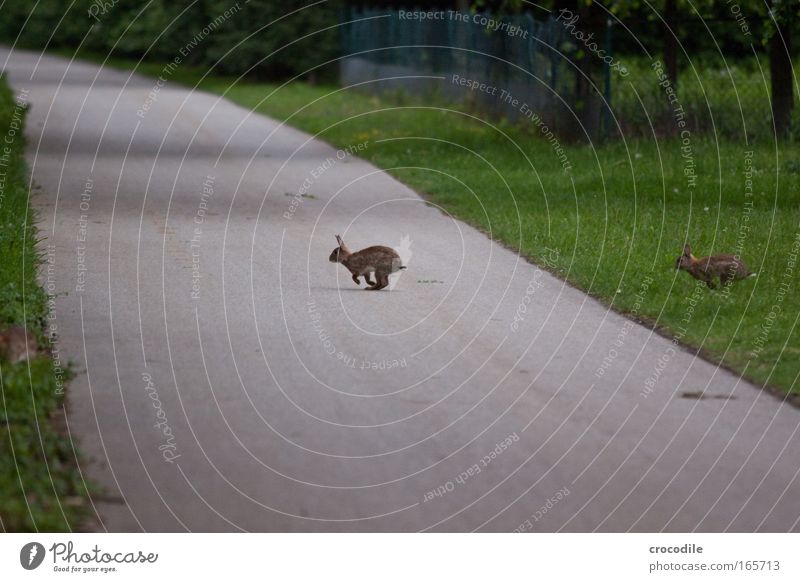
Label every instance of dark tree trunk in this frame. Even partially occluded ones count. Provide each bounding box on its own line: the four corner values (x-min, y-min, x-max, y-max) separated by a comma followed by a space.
769, 15, 794, 138
664, 0, 678, 86
573, 1, 604, 140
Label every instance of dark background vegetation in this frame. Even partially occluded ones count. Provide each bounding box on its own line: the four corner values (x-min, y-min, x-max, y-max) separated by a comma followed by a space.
0, 0, 343, 81
0, 1, 797, 136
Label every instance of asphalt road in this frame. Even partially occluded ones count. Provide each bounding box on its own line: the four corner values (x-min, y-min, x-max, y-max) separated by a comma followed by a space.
3, 47, 799, 532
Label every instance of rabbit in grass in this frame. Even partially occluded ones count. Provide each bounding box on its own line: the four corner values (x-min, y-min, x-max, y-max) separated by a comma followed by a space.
675, 244, 755, 289
329, 235, 406, 291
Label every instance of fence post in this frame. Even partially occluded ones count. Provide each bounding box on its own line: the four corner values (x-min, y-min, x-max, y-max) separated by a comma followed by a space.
549, 17, 558, 92
603, 17, 613, 140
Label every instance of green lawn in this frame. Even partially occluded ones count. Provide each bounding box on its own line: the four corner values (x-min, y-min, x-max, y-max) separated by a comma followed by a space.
0, 74, 88, 531
66, 52, 800, 397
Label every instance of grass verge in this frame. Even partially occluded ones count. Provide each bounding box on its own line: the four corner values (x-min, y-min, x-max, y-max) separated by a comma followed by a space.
0, 74, 89, 531
62, 51, 800, 398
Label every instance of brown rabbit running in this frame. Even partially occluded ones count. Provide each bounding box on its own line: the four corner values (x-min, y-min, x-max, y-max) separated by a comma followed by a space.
329, 234, 406, 291
675, 244, 755, 289
0, 326, 38, 364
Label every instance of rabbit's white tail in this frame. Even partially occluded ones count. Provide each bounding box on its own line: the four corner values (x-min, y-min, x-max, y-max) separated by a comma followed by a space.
747, 272, 757, 278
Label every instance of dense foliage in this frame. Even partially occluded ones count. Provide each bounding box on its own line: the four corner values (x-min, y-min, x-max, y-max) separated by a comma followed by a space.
0, 0, 343, 81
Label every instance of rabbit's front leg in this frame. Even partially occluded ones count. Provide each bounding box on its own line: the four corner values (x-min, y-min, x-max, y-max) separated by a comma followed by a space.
351, 273, 362, 285
695, 269, 715, 289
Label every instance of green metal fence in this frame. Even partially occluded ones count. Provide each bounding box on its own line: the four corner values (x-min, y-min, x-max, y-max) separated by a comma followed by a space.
340, 9, 614, 141
340, 10, 798, 142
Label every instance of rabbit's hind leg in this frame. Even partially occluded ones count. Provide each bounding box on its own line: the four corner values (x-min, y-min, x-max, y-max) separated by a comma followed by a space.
364, 274, 380, 291
366, 273, 388, 290
376, 273, 390, 290
698, 271, 716, 289
720, 269, 739, 288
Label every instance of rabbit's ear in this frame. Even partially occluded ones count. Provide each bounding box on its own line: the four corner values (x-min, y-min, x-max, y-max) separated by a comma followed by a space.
335, 235, 344, 246
683, 244, 692, 256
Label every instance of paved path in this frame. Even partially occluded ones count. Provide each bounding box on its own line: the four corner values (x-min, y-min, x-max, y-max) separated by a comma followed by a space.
3, 47, 799, 532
